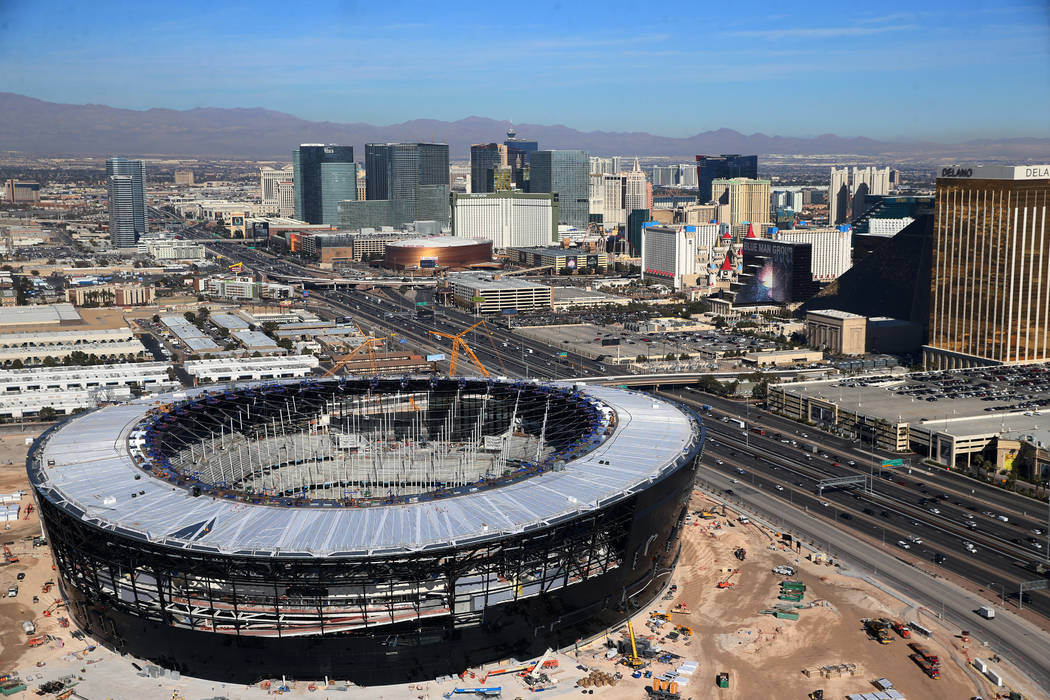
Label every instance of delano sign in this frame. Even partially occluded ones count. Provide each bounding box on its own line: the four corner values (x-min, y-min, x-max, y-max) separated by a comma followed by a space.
938, 165, 1050, 180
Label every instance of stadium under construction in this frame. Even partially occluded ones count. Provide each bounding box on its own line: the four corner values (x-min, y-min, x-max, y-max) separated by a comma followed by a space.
27, 377, 704, 684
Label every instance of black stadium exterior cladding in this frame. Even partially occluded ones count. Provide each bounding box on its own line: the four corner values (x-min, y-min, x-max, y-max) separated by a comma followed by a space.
29, 377, 704, 684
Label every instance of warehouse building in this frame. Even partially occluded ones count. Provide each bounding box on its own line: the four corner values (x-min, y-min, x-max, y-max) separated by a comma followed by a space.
184, 355, 319, 384
0, 362, 177, 418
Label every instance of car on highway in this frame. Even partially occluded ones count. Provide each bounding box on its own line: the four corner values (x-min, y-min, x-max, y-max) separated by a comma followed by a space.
896, 540, 910, 549
716, 460, 724, 465
736, 468, 745, 475
820, 501, 830, 507
908, 535, 922, 544
847, 460, 856, 466
839, 513, 852, 520
774, 485, 784, 491
934, 553, 947, 564
928, 508, 940, 515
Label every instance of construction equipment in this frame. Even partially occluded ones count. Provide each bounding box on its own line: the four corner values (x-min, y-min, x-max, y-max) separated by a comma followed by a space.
325, 323, 389, 376
21, 504, 32, 520
227, 262, 243, 273
910, 653, 940, 679
675, 625, 693, 636
3, 545, 17, 564
428, 320, 504, 377
733, 547, 746, 561
892, 620, 912, 639
42, 599, 65, 616
41, 580, 54, 594
908, 642, 940, 667
27, 635, 45, 647
862, 618, 893, 644
716, 570, 740, 589
446, 688, 502, 698
716, 672, 730, 688
623, 620, 645, 669
526, 648, 555, 679
808, 691, 825, 700
649, 611, 672, 621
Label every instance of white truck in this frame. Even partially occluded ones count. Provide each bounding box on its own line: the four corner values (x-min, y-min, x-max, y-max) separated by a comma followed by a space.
21, 620, 35, 635
978, 606, 995, 619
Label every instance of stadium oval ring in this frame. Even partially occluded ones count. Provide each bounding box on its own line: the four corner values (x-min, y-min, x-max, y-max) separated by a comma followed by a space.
28, 376, 704, 684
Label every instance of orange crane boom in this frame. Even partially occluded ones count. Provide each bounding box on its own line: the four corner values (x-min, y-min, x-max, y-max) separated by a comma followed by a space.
429, 320, 492, 377
324, 321, 389, 376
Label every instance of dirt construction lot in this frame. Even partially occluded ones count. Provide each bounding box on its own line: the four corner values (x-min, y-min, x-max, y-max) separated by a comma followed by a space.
0, 428, 1048, 698
562, 489, 1048, 700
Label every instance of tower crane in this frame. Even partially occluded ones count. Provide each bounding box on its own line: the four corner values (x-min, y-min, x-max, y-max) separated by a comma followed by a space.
324, 321, 390, 376
428, 320, 504, 377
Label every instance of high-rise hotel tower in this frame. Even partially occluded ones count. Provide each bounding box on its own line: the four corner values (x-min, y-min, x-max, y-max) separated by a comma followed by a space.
925, 165, 1050, 368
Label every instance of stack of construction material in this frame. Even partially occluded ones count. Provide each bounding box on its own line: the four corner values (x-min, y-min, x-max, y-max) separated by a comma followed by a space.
818, 663, 862, 679
577, 670, 617, 688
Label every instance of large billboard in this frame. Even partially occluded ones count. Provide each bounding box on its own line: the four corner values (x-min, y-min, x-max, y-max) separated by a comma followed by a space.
734, 240, 800, 304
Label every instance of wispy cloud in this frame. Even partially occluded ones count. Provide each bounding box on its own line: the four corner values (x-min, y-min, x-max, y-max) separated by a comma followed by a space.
725, 24, 918, 39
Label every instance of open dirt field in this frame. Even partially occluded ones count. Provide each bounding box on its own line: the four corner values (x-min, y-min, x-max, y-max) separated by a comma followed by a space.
0, 430, 1046, 699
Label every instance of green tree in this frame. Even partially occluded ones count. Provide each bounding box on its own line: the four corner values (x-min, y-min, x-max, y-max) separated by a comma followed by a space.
184, 311, 196, 322
151, 314, 160, 323
277, 338, 293, 350
38, 407, 57, 422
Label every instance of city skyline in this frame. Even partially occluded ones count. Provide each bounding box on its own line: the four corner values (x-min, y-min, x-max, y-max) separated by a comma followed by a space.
0, 1, 1046, 142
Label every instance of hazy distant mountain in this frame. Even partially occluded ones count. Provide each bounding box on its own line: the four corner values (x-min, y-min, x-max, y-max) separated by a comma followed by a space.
1, 92, 1047, 160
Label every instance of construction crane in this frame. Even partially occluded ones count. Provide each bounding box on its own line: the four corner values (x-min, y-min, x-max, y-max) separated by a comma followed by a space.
623, 620, 645, 669
428, 320, 504, 377
324, 322, 389, 377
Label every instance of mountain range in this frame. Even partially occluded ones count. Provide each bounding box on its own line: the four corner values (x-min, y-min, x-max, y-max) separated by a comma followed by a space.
1, 92, 1047, 161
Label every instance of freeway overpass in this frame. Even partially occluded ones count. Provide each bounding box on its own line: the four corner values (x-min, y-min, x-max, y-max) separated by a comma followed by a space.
573, 369, 835, 387
283, 276, 439, 288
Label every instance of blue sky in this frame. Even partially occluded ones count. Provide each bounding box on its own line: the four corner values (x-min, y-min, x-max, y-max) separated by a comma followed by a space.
0, 0, 1047, 141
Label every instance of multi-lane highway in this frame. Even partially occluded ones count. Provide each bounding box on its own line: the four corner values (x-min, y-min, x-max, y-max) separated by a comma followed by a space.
171, 213, 1050, 618
663, 388, 1050, 622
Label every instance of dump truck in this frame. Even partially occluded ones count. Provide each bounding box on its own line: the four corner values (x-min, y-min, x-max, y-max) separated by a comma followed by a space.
908, 642, 940, 666
716, 672, 729, 688
21, 621, 34, 635
910, 653, 940, 679
892, 620, 912, 639
781, 580, 806, 591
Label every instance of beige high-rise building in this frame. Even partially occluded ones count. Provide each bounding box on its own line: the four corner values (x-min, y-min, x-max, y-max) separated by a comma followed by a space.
851, 166, 890, 219
174, 169, 195, 185
276, 180, 296, 218
829, 167, 850, 225
710, 178, 770, 226
925, 164, 1050, 368
260, 165, 294, 214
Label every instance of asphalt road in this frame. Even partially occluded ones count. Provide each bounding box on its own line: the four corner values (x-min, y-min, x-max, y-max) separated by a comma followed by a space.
661, 389, 1050, 624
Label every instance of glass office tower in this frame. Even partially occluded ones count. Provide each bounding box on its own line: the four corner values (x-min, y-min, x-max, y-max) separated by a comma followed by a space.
293, 145, 356, 224
529, 150, 589, 229
106, 157, 146, 246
